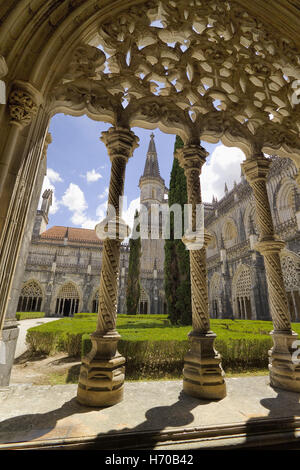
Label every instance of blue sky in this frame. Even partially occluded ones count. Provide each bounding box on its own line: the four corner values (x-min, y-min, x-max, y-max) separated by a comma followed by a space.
42, 114, 246, 230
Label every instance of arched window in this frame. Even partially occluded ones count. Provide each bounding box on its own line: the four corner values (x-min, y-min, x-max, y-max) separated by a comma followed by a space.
139, 285, 149, 315
92, 289, 99, 313
209, 272, 222, 318
55, 282, 80, 317
222, 219, 238, 249
281, 254, 300, 322
232, 265, 252, 320
276, 180, 298, 224
18, 280, 43, 312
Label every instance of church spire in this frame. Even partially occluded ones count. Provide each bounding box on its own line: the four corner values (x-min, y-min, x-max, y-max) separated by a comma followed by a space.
141, 133, 162, 179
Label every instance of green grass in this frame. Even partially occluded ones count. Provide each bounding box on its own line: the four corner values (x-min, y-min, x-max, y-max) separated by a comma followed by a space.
26, 314, 292, 379
16, 312, 45, 321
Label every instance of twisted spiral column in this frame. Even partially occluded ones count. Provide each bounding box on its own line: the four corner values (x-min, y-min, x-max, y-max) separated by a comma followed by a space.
177, 145, 210, 332
77, 127, 139, 407
176, 144, 226, 400
242, 156, 300, 393
241, 157, 291, 332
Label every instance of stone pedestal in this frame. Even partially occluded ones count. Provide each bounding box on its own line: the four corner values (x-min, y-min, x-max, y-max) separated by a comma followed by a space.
242, 156, 300, 393
77, 331, 125, 407
269, 330, 300, 392
0, 321, 19, 387
183, 331, 226, 400
176, 144, 226, 401
76, 126, 138, 407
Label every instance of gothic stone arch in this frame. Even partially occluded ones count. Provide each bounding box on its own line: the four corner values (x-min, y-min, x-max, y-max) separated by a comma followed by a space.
281, 251, 300, 321
2, 0, 300, 402
17, 279, 44, 312
139, 284, 150, 315
53, 281, 81, 317
209, 272, 223, 318
232, 263, 253, 319
222, 218, 238, 249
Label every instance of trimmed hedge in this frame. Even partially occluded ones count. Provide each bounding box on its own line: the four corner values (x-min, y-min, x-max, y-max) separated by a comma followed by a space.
16, 312, 45, 321
25, 316, 281, 375
81, 334, 272, 375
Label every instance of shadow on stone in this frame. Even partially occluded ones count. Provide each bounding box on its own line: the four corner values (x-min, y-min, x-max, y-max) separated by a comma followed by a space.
243, 385, 300, 449
0, 397, 91, 443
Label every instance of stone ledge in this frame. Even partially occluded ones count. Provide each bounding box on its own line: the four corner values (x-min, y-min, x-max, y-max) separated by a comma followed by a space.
1, 377, 300, 450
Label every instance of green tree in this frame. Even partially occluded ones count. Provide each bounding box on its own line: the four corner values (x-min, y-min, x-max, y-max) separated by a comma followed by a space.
164, 136, 192, 325
126, 210, 141, 314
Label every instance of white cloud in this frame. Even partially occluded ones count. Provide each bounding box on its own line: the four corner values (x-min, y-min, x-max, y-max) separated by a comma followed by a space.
96, 201, 108, 220
123, 197, 140, 231
47, 168, 63, 184
85, 169, 102, 183
40, 168, 63, 215
61, 183, 90, 225
98, 187, 109, 200
200, 145, 246, 202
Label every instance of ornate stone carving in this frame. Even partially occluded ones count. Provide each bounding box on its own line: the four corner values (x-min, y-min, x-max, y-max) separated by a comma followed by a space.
243, 154, 300, 392
175, 144, 226, 400
51, 0, 300, 156
8, 88, 38, 128
77, 126, 139, 407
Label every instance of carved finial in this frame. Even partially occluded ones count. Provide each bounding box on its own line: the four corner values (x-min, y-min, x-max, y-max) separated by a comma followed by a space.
224, 182, 228, 193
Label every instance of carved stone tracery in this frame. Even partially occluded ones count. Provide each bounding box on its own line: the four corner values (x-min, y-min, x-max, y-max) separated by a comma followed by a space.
51, 0, 300, 156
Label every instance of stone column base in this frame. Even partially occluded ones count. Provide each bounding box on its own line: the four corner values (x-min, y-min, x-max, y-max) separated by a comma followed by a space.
77, 331, 125, 407
183, 331, 226, 400
0, 321, 19, 387
269, 330, 300, 393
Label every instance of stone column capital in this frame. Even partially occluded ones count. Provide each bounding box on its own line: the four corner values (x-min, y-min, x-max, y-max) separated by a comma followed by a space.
8, 87, 38, 128
241, 156, 271, 185
101, 126, 139, 163
254, 239, 285, 255
175, 144, 208, 173
182, 229, 212, 251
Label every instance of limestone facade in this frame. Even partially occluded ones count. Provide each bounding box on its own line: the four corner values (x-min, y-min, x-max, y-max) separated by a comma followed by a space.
18, 134, 167, 318
18, 148, 300, 324
2, 0, 300, 395
206, 156, 300, 322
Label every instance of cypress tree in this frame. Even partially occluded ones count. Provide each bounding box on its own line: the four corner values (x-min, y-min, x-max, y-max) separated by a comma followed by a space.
164, 136, 192, 325
126, 210, 141, 314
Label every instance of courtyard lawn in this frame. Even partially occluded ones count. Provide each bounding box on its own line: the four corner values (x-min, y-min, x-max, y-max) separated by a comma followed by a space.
25, 315, 297, 379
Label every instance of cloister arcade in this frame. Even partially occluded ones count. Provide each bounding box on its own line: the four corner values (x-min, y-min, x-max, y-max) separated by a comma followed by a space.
17, 280, 44, 313
1, 0, 300, 408
232, 263, 253, 319
54, 282, 80, 317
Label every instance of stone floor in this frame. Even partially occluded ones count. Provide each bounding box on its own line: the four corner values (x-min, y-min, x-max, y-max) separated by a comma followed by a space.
1, 376, 300, 449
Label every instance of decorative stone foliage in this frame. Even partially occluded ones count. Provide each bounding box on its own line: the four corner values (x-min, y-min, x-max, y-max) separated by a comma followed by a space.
281, 254, 300, 291
52, 0, 300, 157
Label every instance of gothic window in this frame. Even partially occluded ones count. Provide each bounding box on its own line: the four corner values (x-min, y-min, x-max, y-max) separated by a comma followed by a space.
92, 289, 99, 313
222, 219, 238, 249
232, 265, 252, 320
276, 181, 298, 224
55, 282, 80, 317
281, 255, 300, 321
18, 280, 43, 312
207, 233, 217, 252
209, 273, 222, 318
139, 285, 149, 315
